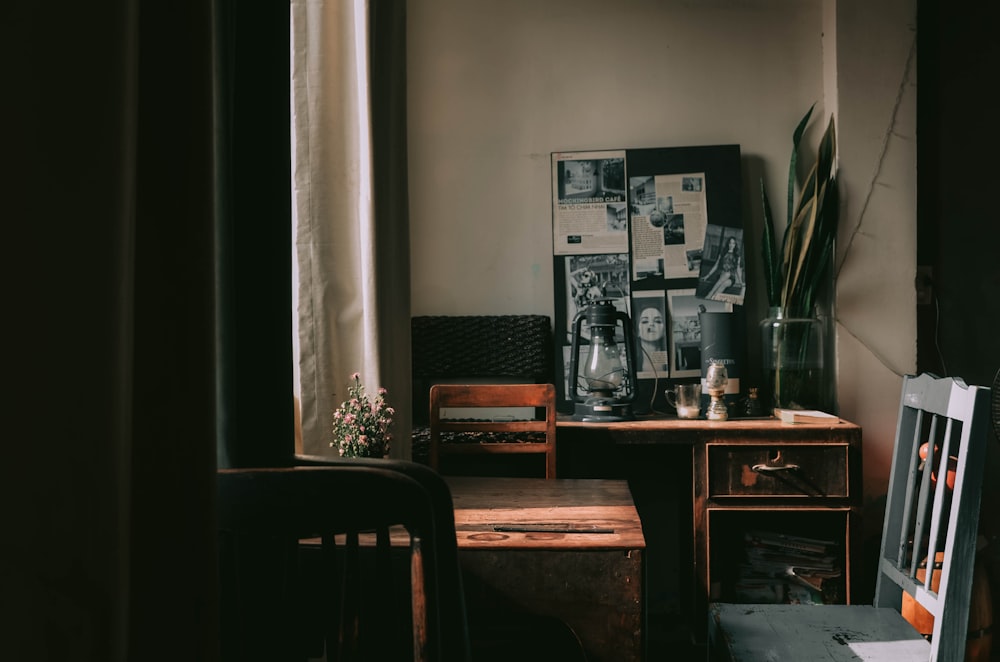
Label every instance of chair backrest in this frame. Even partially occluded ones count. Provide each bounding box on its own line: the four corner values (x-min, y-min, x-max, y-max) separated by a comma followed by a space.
217, 462, 471, 662
874, 373, 992, 659
411, 315, 553, 426
429, 383, 558, 478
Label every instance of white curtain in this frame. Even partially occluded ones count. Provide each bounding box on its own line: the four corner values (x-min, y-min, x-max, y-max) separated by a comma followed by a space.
291, 0, 412, 458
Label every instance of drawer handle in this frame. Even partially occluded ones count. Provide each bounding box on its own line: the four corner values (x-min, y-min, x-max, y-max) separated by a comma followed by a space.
751, 462, 826, 497
751, 462, 801, 474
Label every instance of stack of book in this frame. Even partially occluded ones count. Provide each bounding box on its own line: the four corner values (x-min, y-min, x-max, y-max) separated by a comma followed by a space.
732, 530, 841, 605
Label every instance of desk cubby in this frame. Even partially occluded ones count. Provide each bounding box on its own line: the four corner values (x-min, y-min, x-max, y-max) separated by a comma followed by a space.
692, 420, 862, 642
706, 508, 853, 605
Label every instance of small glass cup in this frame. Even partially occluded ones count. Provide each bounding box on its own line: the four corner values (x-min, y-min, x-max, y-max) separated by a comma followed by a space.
666, 383, 702, 419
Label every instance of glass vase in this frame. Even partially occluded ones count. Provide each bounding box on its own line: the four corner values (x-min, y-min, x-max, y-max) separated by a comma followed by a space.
759, 307, 826, 412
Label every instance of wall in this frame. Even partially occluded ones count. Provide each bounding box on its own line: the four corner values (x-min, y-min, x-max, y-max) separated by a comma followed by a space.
832, 0, 918, 535
408, 0, 917, 540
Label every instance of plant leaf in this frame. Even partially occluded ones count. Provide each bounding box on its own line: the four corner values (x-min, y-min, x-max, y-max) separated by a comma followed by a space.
799, 175, 840, 312
776, 104, 817, 309
787, 103, 816, 229
785, 172, 822, 310
783, 114, 838, 313
766, 107, 838, 316
760, 179, 781, 308
780, 156, 817, 308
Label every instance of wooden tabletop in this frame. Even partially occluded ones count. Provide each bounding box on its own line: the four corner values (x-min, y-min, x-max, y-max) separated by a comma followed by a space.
556, 413, 858, 431
555, 414, 861, 448
446, 476, 646, 551
300, 476, 645, 551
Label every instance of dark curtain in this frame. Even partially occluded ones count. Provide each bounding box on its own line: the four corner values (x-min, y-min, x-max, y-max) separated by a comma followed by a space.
11, 0, 397, 656
214, 0, 294, 469
370, 0, 414, 459
12, 1, 218, 659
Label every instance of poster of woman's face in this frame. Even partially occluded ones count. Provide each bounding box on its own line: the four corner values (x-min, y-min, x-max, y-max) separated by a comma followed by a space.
632, 290, 667, 378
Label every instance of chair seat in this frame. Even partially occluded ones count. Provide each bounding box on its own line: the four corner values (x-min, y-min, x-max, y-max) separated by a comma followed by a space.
708, 603, 931, 661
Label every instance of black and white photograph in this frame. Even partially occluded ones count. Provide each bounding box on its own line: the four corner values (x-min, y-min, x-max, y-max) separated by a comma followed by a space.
667, 289, 732, 378
629, 175, 656, 216
685, 248, 702, 273
557, 157, 626, 202
649, 195, 673, 227
606, 202, 628, 231
662, 212, 685, 246
682, 176, 703, 192
695, 224, 746, 306
632, 291, 668, 378
563, 253, 630, 343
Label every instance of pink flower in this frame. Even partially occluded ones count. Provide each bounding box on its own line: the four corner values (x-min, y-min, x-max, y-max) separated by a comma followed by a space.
333, 373, 394, 457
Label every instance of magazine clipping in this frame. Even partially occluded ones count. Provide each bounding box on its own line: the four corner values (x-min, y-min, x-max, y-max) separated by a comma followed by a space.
552, 150, 629, 256
629, 172, 708, 281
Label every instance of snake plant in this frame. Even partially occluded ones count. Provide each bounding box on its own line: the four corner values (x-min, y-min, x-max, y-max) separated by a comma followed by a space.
761, 105, 839, 315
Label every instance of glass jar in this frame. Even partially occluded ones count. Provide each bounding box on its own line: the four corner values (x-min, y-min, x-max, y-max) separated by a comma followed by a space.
759, 307, 826, 412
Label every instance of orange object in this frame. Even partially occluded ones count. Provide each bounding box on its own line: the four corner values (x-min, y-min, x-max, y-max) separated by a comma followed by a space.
919, 442, 958, 490
901, 551, 993, 662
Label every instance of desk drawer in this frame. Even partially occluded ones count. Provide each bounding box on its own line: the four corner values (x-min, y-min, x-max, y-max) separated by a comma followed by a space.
707, 443, 849, 498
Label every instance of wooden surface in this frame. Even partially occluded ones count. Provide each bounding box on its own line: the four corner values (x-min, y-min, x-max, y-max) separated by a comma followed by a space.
448, 476, 646, 662
447, 476, 646, 550
557, 412, 859, 437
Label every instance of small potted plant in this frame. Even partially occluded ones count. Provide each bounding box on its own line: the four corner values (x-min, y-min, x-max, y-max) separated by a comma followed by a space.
331, 372, 394, 458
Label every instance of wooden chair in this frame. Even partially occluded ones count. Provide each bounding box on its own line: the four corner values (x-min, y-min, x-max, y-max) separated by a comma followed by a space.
217, 462, 471, 662
429, 383, 558, 478
410, 315, 553, 468
707, 373, 992, 661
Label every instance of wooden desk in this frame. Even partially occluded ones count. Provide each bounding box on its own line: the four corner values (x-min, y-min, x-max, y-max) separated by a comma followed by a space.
446, 476, 646, 662
554, 415, 863, 647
